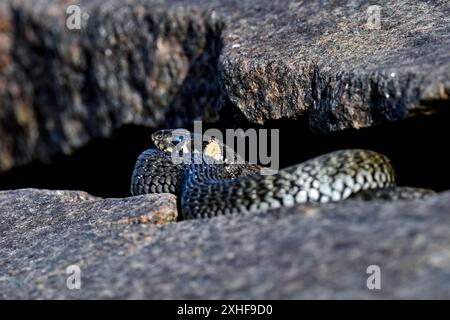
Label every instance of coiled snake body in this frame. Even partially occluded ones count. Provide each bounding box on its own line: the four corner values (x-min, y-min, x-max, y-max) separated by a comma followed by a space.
131, 129, 434, 219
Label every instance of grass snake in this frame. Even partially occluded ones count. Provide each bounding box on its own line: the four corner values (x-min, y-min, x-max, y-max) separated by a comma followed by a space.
131, 129, 435, 219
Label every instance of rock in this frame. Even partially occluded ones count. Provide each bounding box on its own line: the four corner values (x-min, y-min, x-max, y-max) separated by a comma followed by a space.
1, 0, 449, 172
0, 0, 223, 173
1, 188, 449, 299
219, 0, 450, 132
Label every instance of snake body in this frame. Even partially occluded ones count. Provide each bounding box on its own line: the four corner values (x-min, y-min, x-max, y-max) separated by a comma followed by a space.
131, 129, 434, 219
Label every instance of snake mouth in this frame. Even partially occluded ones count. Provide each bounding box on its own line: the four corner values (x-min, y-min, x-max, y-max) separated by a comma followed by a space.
151, 131, 174, 152
152, 129, 193, 154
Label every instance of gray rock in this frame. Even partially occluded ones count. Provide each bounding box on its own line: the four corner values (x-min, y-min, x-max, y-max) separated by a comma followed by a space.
0, 0, 449, 172
1, 188, 449, 299
219, 0, 450, 132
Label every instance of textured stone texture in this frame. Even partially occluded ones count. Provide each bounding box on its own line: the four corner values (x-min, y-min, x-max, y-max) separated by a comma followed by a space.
0, 0, 449, 172
219, 0, 450, 131
1, 188, 449, 299
0, 0, 223, 172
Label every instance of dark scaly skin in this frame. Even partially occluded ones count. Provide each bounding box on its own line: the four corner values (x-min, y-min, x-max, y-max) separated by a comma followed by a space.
131, 149, 187, 195
131, 130, 435, 219
180, 149, 396, 218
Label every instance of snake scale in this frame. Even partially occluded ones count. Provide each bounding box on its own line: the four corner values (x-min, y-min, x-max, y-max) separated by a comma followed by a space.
131, 129, 435, 219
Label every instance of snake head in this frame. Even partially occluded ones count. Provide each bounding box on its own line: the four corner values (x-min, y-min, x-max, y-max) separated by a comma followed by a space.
151, 129, 225, 162
151, 129, 191, 153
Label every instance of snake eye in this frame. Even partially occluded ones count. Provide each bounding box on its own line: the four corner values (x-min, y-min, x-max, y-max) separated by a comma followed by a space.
171, 135, 184, 146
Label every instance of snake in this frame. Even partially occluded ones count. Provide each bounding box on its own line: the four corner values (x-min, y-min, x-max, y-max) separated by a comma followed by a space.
130, 129, 435, 219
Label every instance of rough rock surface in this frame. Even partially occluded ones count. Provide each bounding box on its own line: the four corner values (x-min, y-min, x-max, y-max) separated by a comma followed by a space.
0, 0, 449, 172
1, 188, 449, 299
